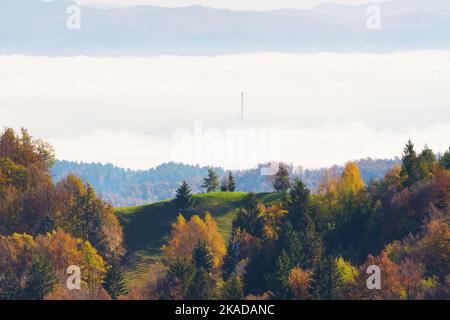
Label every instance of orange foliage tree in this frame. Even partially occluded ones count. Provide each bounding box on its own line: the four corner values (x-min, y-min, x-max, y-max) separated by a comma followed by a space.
162, 213, 226, 269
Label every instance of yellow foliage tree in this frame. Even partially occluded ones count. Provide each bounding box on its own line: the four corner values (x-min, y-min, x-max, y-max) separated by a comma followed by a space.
163, 213, 226, 268
338, 162, 365, 195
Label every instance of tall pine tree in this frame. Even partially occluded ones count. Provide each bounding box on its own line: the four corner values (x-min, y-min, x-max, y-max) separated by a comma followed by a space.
227, 171, 236, 192
23, 257, 57, 300
285, 179, 311, 229
401, 140, 420, 187
103, 259, 127, 299
175, 181, 195, 214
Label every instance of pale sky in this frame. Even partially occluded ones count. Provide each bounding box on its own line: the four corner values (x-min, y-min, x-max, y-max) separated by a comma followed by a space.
75, 0, 389, 10
1, 51, 449, 170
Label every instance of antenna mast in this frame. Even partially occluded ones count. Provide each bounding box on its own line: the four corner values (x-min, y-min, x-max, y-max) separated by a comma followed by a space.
241, 91, 244, 122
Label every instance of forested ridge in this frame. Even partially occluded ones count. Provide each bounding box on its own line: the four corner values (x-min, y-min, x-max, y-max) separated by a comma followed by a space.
51, 158, 400, 207
0, 127, 449, 300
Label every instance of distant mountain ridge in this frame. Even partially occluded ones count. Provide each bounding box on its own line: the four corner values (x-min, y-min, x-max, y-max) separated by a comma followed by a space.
51, 158, 400, 206
1, 0, 450, 55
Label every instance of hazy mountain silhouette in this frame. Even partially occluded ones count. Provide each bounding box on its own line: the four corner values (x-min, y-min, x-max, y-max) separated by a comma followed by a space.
1, 0, 449, 55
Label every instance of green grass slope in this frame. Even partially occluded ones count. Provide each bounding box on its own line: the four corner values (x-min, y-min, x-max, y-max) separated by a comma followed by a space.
116, 192, 282, 288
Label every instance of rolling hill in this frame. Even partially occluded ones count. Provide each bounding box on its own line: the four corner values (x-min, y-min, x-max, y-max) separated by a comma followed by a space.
116, 192, 283, 287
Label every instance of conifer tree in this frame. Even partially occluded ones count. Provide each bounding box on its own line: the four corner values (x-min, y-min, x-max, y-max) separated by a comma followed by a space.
185, 266, 216, 300
186, 242, 216, 299
418, 145, 436, 179
227, 171, 236, 192
273, 164, 291, 193
231, 193, 265, 238
299, 215, 323, 271
312, 255, 339, 300
277, 221, 302, 266
23, 257, 57, 300
103, 259, 127, 299
220, 177, 228, 192
175, 180, 195, 213
222, 276, 244, 300
273, 250, 293, 299
222, 238, 240, 281
439, 147, 450, 169
192, 241, 213, 272
167, 259, 195, 298
285, 179, 311, 229
36, 215, 56, 235
401, 140, 421, 187
202, 168, 219, 193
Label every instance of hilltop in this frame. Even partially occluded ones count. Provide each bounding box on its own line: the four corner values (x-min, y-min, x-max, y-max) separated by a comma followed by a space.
116, 192, 283, 287
52, 159, 399, 206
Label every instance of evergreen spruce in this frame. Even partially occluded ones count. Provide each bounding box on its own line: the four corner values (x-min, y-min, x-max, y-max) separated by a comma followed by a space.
227, 171, 236, 192
231, 193, 265, 238
175, 181, 195, 213
192, 241, 213, 272
273, 250, 293, 299
185, 267, 216, 300
401, 140, 420, 187
36, 215, 56, 235
285, 179, 311, 229
103, 259, 127, 299
222, 239, 240, 281
440, 147, 450, 169
220, 177, 228, 192
222, 276, 244, 300
167, 260, 195, 298
23, 257, 57, 300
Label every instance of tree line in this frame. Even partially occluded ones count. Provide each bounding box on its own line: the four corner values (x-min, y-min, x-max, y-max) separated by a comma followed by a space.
129, 140, 449, 300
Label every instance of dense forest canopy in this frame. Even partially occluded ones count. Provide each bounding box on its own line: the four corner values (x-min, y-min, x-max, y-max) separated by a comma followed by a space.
0, 128, 124, 299
0, 128, 449, 300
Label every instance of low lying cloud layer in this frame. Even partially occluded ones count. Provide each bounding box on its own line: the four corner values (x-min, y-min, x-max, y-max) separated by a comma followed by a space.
1, 51, 449, 169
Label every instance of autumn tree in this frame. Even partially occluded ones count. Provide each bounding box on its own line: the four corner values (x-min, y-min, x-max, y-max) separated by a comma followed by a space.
202, 168, 219, 193
56, 175, 124, 260
163, 213, 226, 269
175, 181, 195, 214
0, 230, 106, 299
288, 267, 313, 300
